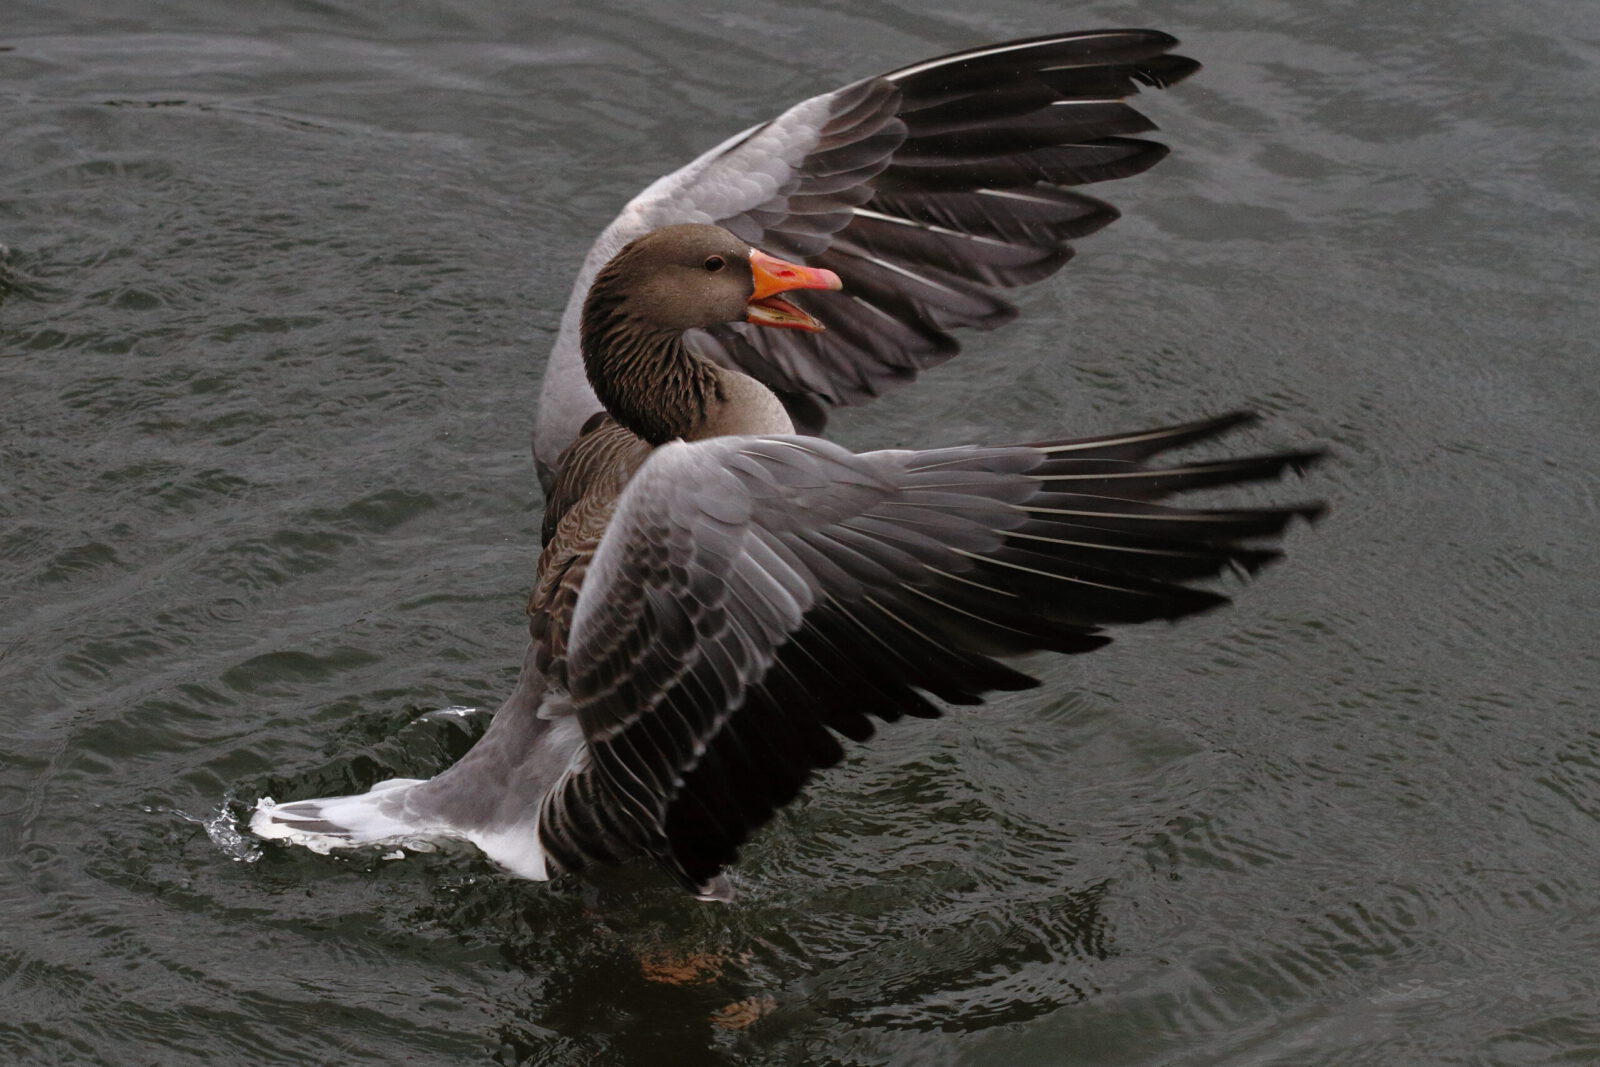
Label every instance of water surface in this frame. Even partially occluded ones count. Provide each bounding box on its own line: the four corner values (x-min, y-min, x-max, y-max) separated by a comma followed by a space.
3, 1, 1598, 1063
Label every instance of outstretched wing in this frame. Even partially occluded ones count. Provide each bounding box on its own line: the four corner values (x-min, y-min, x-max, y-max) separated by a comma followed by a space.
536, 414, 1321, 891
535, 30, 1199, 483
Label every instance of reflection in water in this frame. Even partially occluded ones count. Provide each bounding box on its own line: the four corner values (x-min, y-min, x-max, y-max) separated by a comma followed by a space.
264, 705, 1119, 1056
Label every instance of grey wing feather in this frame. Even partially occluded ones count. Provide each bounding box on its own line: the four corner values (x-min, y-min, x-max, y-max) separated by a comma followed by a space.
535, 29, 1200, 484
537, 414, 1320, 891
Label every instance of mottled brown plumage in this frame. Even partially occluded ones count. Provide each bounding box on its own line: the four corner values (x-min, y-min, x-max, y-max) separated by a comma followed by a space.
532, 225, 833, 693
531, 418, 650, 683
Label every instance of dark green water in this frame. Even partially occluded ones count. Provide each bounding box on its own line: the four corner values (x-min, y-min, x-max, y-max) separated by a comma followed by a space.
3, 1, 1597, 1064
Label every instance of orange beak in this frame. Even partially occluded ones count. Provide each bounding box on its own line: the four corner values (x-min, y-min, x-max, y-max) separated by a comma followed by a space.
746, 249, 842, 332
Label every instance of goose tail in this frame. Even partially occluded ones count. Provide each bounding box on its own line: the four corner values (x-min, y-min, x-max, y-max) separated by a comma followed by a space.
248, 662, 572, 881
250, 778, 441, 855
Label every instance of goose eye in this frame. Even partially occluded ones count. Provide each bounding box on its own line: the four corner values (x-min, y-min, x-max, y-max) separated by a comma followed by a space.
703, 255, 726, 272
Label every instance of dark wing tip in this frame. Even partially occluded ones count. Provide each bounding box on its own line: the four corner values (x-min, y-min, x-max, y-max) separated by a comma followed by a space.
1293, 498, 1331, 525
1021, 409, 1260, 459
1191, 409, 1262, 438
1286, 448, 1329, 477
1134, 54, 1202, 90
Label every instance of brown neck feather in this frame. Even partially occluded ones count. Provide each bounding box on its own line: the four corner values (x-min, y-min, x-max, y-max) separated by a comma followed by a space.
580, 267, 720, 446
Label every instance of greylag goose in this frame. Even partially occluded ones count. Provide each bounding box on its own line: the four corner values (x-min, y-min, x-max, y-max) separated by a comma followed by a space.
253, 224, 1323, 898
534, 29, 1200, 487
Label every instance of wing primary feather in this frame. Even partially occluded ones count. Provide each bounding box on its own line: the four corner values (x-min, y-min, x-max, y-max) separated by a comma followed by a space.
551, 417, 1318, 888
538, 31, 1200, 468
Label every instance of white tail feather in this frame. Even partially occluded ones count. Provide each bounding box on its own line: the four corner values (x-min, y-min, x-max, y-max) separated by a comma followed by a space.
250, 778, 437, 853
250, 777, 552, 879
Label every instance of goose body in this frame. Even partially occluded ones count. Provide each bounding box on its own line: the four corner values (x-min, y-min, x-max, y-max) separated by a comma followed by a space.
253, 224, 1324, 897
252, 30, 1325, 898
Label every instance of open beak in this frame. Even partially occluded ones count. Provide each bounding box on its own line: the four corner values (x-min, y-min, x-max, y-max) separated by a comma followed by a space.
746, 249, 842, 332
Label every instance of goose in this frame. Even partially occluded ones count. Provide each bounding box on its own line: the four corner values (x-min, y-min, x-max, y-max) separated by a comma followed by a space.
533, 28, 1202, 488
252, 223, 1323, 899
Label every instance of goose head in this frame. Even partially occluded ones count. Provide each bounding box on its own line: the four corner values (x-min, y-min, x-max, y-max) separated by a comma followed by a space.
580, 224, 842, 444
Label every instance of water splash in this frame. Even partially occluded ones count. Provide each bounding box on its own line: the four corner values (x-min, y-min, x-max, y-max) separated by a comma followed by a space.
417, 704, 483, 722
173, 791, 262, 864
